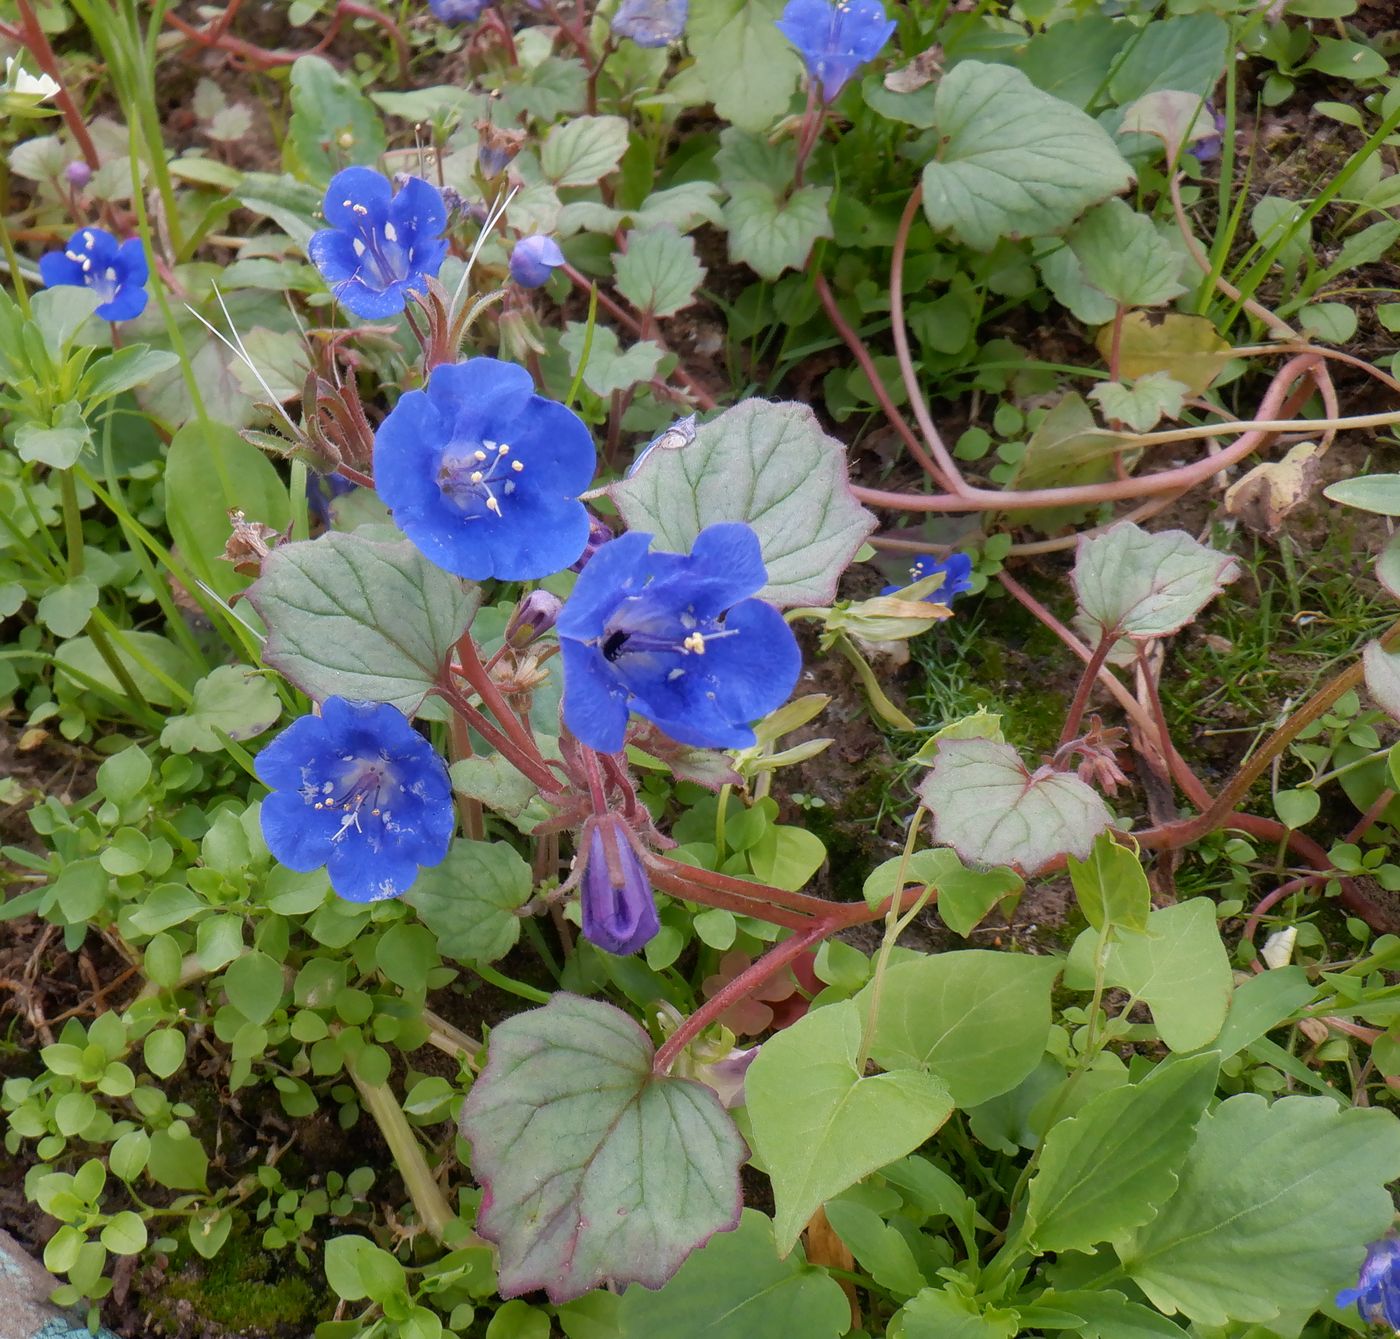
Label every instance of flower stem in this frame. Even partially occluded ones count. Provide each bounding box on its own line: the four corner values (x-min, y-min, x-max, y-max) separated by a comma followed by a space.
1057, 632, 1113, 750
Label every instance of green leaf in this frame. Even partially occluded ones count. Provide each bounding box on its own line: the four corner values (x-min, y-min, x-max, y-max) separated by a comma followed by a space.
540, 115, 629, 187
375, 922, 438, 990
286, 55, 386, 182
223, 950, 285, 1025
460, 993, 746, 1301
406, 839, 532, 964
164, 419, 292, 601
1099, 311, 1229, 397
1038, 243, 1119, 325
1026, 1052, 1219, 1253
1036, 1290, 1186, 1339
921, 62, 1133, 250
859, 950, 1060, 1107
890, 1286, 1019, 1338
143, 1029, 187, 1080
919, 737, 1111, 875
325, 1235, 407, 1303
1067, 200, 1186, 308
148, 1126, 209, 1191
1326, 474, 1400, 516
620, 1222, 849, 1339
1088, 373, 1187, 433
614, 225, 705, 319
1120, 1094, 1400, 1325
1212, 966, 1313, 1058
15, 401, 91, 468
1106, 15, 1229, 102
248, 532, 480, 716
81, 345, 180, 403
559, 322, 664, 397
189, 1208, 232, 1260
1073, 521, 1240, 640
724, 182, 834, 281
747, 999, 954, 1254
609, 398, 876, 608
748, 824, 826, 893
1304, 36, 1388, 81
1299, 301, 1356, 343
688, 0, 802, 133
449, 756, 541, 824
1002, 393, 1120, 527
1067, 832, 1150, 934
100, 1211, 148, 1256
936, 863, 1023, 937
37, 577, 98, 639
1014, 16, 1132, 109
31, 285, 101, 356
160, 665, 282, 754
824, 1198, 927, 1298
56, 631, 197, 709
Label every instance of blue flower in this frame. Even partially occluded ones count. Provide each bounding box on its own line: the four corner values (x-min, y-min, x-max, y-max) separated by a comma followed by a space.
430, 0, 489, 18
881, 552, 973, 602
776, 0, 897, 102
611, 0, 688, 46
39, 227, 148, 322
1338, 1238, 1400, 1329
557, 523, 801, 754
509, 234, 565, 288
373, 357, 596, 581
307, 167, 447, 320
255, 697, 454, 903
580, 818, 659, 955
307, 470, 356, 530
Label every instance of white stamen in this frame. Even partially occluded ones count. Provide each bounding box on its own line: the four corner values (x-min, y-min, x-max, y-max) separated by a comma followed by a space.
353, 238, 366, 257
668, 668, 685, 681
383, 221, 397, 243
486, 495, 502, 515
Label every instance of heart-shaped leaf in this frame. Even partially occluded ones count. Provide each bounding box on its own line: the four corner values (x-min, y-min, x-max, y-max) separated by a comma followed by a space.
747, 998, 953, 1255
460, 993, 745, 1302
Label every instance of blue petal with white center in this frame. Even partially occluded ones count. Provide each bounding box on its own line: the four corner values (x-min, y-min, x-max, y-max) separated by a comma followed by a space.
39, 227, 149, 322
307, 167, 448, 320
1338, 1238, 1400, 1330
880, 551, 973, 602
776, 0, 897, 102
374, 357, 597, 581
557, 523, 802, 754
255, 697, 454, 903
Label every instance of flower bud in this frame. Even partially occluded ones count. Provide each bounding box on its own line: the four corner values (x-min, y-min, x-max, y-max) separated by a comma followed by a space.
569, 513, 614, 573
505, 590, 562, 649
580, 819, 659, 956
509, 234, 565, 289
476, 119, 526, 179
65, 160, 92, 189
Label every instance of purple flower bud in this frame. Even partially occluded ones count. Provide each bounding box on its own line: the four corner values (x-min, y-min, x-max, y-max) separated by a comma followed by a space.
580, 820, 659, 956
612, 0, 688, 46
505, 589, 562, 649
569, 513, 614, 573
701, 1045, 759, 1109
65, 160, 92, 189
429, 0, 490, 21
476, 119, 526, 179
509, 234, 565, 289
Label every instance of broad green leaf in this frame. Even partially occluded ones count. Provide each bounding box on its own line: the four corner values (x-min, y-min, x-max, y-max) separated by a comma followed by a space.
608, 398, 877, 608
747, 999, 954, 1254
1365, 640, 1400, 721
1120, 1094, 1400, 1325
222, 950, 285, 1025
449, 756, 540, 822
1073, 521, 1239, 640
1002, 393, 1120, 530
1089, 373, 1187, 433
823, 1198, 927, 1299
1211, 966, 1313, 1058
1038, 243, 1118, 325
56, 632, 197, 709
31, 285, 101, 356
1119, 90, 1220, 162
406, 839, 532, 964
1106, 15, 1229, 102
81, 344, 180, 403
15, 402, 91, 468
460, 993, 745, 1301
890, 1286, 1019, 1338
1098, 311, 1229, 396
1036, 1290, 1186, 1338
747, 824, 825, 893
541, 115, 629, 187
36, 577, 98, 638
1067, 200, 1186, 308
285, 55, 386, 182
247, 532, 480, 716
634, 181, 725, 233
164, 419, 291, 600
1299, 301, 1356, 344
921, 62, 1133, 250
617, 1209, 849, 1339
936, 863, 1024, 937
613, 225, 705, 319
1026, 1052, 1219, 1253
688, 0, 801, 133
919, 737, 1111, 875
724, 182, 834, 281
560, 321, 664, 396
860, 950, 1060, 1107
147, 1125, 208, 1191
100, 1210, 148, 1256
1326, 474, 1400, 516
160, 665, 282, 754
1067, 832, 1150, 934
1015, 17, 1132, 109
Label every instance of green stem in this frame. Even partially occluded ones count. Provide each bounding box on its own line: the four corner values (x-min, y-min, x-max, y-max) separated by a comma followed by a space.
714, 784, 731, 865
59, 471, 85, 580
473, 961, 551, 1005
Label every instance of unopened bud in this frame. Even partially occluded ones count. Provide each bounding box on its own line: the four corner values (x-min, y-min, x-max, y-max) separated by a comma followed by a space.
476, 119, 526, 179
65, 160, 92, 188
505, 590, 562, 649
570, 513, 614, 573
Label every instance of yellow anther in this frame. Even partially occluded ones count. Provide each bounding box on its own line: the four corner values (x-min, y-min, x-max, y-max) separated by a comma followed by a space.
511, 460, 524, 473
683, 631, 706, 655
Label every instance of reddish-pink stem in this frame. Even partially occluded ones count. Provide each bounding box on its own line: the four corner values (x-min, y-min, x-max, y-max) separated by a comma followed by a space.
15, 0, 99, 168
1058, 633, 1114, 750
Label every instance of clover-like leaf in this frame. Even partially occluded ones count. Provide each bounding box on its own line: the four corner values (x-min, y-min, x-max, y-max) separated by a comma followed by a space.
405, 839, 532, 964
460, 993, 745, 1302
608, 399, 877, 607
247, 532, 480, 716
921, 61, 1134, 250
160, 665, 282, 754
747, 999, 954, 1255
1073, 522, 1239, 641
1089, 373, 1187, 433
919, 737, 1111, 876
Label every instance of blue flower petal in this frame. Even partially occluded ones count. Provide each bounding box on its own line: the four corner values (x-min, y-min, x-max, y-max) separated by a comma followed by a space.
96, 284, 148, 322
261, 789, 345, 870
390, 175, 448, 251
39, 251, 84, 287
116, 236, 148, 286
696, 596, 802, 721
560, 639, 632, 753
307, 228, 362, 284
556, 530, 656, 640
323, 166, 393, 231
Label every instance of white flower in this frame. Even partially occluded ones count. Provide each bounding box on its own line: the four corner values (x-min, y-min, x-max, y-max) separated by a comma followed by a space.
4, 58, 60, 101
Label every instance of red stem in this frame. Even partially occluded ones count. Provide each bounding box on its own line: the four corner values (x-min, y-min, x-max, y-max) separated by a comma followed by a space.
1058, 633, 1114, 750
437, 680, 561, 795
15, 0, 99, 169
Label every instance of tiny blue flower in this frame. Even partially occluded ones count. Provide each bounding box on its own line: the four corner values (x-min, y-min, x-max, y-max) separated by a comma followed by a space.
255, 697, 454, 903
1338, 1238, 1400, 1329
509, 234, 565, 288
557, 523, 802, 754
776, 0, 897, 102
429, 0, 490, 22
39, 227, 149, 322
307, 166, 448, 320
881, 552, 973, 602
1193, 105, 1228, 163
611, 0, 688, 47
580, 818, 659, 955
373, 357, 596, 581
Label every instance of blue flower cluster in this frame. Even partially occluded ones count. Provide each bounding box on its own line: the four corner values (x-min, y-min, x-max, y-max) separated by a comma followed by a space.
308, 167, 448, 319
40, 227, 149, 322
776, 0, 897, 101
